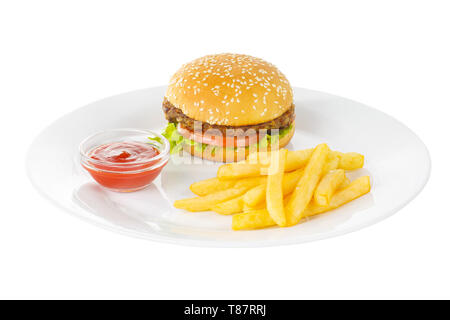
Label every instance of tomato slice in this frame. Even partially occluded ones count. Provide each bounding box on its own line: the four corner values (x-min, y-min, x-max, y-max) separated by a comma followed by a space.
177, 124, 258, 148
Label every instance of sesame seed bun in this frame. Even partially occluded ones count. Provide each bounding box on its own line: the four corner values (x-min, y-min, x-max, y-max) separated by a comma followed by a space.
165, 53, 293, 126
182, 122, 295, 162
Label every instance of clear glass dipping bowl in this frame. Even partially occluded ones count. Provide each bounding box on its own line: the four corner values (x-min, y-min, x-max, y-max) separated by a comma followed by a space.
79, 129, 170, 192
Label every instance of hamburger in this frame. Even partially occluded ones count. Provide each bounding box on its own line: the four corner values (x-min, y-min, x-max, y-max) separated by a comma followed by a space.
162, 53, 295, 162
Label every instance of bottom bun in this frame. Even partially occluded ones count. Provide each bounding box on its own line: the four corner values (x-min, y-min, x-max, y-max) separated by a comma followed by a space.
182, 122, 295, 163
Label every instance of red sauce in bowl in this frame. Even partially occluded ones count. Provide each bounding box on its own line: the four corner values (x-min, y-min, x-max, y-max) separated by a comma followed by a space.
82, 141, 167, 192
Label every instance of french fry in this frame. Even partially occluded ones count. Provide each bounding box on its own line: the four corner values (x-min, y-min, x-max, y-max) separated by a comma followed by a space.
335, 152, 364, 170
281, 169, 304, 195
305, 176, 371, 217
174, 187, 248, 212
243, 184, 266, 207
246, 151, 272, 165
323, 152, 340, 173
314, 169, 345, 206
338, 176, 351, 190
190, 175, 267, 197
243, 168, 304, 207
232, 209, 275, 230
259, 149, 363, 174
177, 142, 369, 232
248, 148, 313, 168
211, 195, 244, 215
190, 177, 236, 196
259, 149, 313, 174
217, 163, 262, 180
234, 176, 267, 189
266, 149, 288, 226
243, 201, 267, 213
232, 176, 371, 230
285, 143, 330, 226
284, 149, 315, 171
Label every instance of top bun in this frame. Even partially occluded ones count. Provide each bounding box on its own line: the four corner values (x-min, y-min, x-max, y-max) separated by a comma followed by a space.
165, 53, 293, 126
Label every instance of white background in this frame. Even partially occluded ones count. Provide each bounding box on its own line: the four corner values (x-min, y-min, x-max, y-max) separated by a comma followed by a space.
1, 0, 449, 299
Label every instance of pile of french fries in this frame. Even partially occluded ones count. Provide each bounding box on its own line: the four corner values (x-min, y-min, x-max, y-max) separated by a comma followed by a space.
174, 143, 371, 230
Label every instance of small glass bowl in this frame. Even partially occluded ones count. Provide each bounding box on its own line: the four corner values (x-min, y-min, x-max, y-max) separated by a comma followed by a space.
79, 129, 170, 192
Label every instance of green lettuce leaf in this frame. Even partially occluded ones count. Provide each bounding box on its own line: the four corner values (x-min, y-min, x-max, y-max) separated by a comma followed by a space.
161, 122, 209, 155
160, 122, 293, 155
147, 135, 164, 145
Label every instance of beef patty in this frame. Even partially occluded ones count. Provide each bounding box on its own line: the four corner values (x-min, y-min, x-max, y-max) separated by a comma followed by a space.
162, 98, 295, 136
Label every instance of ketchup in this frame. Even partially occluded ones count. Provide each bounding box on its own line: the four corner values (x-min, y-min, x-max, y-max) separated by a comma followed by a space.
89, 142, 160, 164
83, 141, 166, 192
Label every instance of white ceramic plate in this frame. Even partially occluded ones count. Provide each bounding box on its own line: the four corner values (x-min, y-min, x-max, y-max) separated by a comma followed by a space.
27, 87, 430, 247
